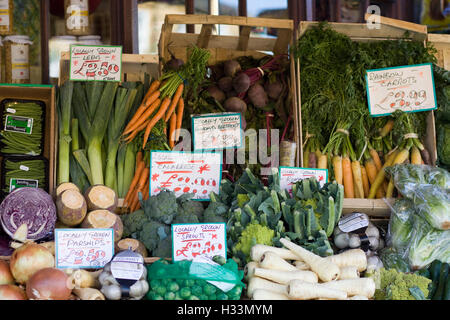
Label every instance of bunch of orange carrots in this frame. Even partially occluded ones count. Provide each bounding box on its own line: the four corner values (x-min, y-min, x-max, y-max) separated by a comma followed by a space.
122, 79, 185, 150
123, 151, 149, 212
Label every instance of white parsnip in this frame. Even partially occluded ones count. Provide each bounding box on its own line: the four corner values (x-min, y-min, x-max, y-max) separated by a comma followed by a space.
325, 249, 367, 272
254, 268, 318, 285
288, 280, 347, 300
348, 295, 369, 300
320, 278, 376, 298
338, 266, 360, 280
259, 251, 298, 271
252, 289, 291, 300
246, 276, 288, 299
244, 262, 259, 282
294, 261, 310, 270
250, 244, 299, 262
280, 238, 340, 282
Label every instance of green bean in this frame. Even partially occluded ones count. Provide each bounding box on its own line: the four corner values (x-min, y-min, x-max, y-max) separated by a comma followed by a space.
2, 158, 47, 194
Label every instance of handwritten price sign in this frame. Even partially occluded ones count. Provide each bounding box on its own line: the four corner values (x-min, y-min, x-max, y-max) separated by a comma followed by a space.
279, 167, 328, 193
69, 45, 122, 82
191, 113, 243, 151
55, 229, 114, 269
366, 63, 437, 117
150, 151, 222, 201
172, 223, 227, 262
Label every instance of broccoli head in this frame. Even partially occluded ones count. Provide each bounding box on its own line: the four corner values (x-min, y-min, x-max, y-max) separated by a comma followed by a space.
153, 236, 173, 258
139, 220, 171, 252
176, 193, 205, 221
143, 190, 178, 224
121, 209, 147, 238
203, 201, 229, 223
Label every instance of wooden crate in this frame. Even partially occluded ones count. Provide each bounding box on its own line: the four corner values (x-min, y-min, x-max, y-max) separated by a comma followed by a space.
428, 33, 450, 70
296, 16, 437, 217
0, 84, 57, 197
159, 14, 301, 166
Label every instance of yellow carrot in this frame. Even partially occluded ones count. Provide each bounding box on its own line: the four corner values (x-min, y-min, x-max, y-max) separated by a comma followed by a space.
365, 160, 385, 199
351, 161, 364, 199
369, 148, 382, 172
368, 149, 400, 199
410, 146, 422, 165
318, 154, 328, 170
164, 83, 184, 122
342, 156, 354, 198
379, 119, 395, 137
332, 155, 343, 185
303, 151, 310, 168
361, 166, 370, 199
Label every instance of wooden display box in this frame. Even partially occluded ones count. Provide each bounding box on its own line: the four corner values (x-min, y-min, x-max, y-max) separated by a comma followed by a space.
0, 84, 57, 197
159, 14, 301, 166
296, 16, 437, 217
428, 33, 450, 70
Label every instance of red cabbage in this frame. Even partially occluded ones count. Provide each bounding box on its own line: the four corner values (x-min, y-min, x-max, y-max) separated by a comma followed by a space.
0, 188, 56, 241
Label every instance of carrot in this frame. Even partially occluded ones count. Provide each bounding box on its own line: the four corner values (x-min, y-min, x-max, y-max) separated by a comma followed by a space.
143, 80, 161, 102
360, 166, 370, 198
143, 97, 171, 149
130, 191, 140, 212
137, 168, 150, 191
351, 161, 364, 199
303, 151, 310, 168
124, 119, 151, 144
124, 161, 145, 205
332, 155, 343, 185
365, 160, 384, 199
342, 156, 354, 198
124, 90, 161, 133
410, 146, 422, 165
369, 148, 382, 171
385, 148, 410, 198
143, 179, 150, 201
164, 83, 184, 122
308, 152, 317, 168
379, 119, 395, 137
317, 154, 328, 170
175, 98, 185, 142
123, 98, 162, 135
169, 112, 177, 149
136, 151, 143, 168
420, 147, 431, 165
368, 149, 400, 199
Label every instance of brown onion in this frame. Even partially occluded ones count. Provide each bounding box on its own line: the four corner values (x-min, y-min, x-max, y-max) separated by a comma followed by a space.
0, 260, 14, 285
10, 243, 55, 284
0, 284, 27, 300
26, 268, 72, 300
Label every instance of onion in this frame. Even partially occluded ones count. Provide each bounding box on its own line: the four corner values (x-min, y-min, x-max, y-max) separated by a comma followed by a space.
10, 243, 55, 284
26, 268, 72, 300
0, 284, 27, 300
0, 260, 14, 285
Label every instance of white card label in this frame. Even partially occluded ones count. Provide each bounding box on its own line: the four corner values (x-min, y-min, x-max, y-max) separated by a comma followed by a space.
279, 167, 328, 193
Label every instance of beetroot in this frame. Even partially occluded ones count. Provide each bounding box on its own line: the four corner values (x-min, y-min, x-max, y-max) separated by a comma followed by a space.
248, 83, 269, 109
224, 97, 247, 114
226, 90, 238, 98
218, 77, 233, 92
224, 60, 241, 77
232, 73, 251, 94
265, 81, 284, 100
207, 85, 226, 103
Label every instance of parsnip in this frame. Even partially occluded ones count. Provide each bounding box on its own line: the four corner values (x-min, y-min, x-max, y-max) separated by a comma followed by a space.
280, 238, 340, 282
348, 295, 369, 300
250, 244, 299, 262
325, 249, 367, 272
246, 276, 287, 299
259, 251, 298, 272
244, 262, 259, 282
288, 280, 347, 300
338, 266, 360, 280
320, 278, 376, 298
254, 267, 318, 285
294, 261, 310, 270
252, 289, 291, 300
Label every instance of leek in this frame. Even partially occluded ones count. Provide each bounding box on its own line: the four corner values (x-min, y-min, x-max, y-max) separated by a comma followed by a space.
57, 81, 74, 185
116, 143, 126, 198
69, 117, 90, 192
105, 87, 137, 190
122, 140, 137, 198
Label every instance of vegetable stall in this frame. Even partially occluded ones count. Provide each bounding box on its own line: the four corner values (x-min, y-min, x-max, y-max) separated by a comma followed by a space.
0, 14, 449, 302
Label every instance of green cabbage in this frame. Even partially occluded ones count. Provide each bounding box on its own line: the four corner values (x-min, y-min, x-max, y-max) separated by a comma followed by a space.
413, 184, 450, 231
388, 199, 415, 252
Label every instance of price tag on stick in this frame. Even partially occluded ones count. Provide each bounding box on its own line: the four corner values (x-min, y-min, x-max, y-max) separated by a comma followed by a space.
69, 45, 122, 82
279, 166, 328, 193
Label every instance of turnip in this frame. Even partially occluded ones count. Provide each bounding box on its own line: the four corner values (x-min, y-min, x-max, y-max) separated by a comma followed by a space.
325, 249, 367, 272
252, 289, 290, 300
223, 60, 241, 77
254, 268, 318, 285
232, 73, 251, 94
259, 251, 298, 272
320, 278, 376, 298
56, 189, 87, 227
250, 244, 299, 262
246, 276, 287, 298
224, 97, 247, 114
218, 77, 233, 92
248, 83, 269, 109
287, 280, 348, 300
280, 238, 340, 282
206, 85, 226, 103
338, 266, 360, 280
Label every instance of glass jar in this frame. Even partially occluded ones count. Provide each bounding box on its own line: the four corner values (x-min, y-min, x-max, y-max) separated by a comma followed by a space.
3, 35, 33, 84
279, 141, 297, 167
0, 0, 13, 36
65, 0, 90, 36
49, 35, 77, 79
77, 35, 103, 46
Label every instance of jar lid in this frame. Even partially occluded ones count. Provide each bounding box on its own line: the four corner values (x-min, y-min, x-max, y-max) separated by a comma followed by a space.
51, 36, 77, 41
78, 35, 102, 41
3, 35, 33, 45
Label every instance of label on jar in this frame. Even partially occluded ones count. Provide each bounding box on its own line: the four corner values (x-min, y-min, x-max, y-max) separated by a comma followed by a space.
9, 178, 39, 192
0, 0, 10, 27
66, 0, 89, 30
4, 115, 33, 135
10, 44, 30, 80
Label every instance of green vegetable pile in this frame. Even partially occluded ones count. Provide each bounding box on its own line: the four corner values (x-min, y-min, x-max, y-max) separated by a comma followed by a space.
1, 157, 47, 195
121, 190, 223, 258
146, 257, 244, 300
205, 167, 344, 267
418, 260, 450, 300
0, 100, 45, 156
434, 65, 450, 170
368, 268, 432, 300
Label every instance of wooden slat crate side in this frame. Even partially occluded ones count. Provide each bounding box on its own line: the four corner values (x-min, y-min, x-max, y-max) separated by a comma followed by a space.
296, 18, 435, 217
427, 33, 450, 70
